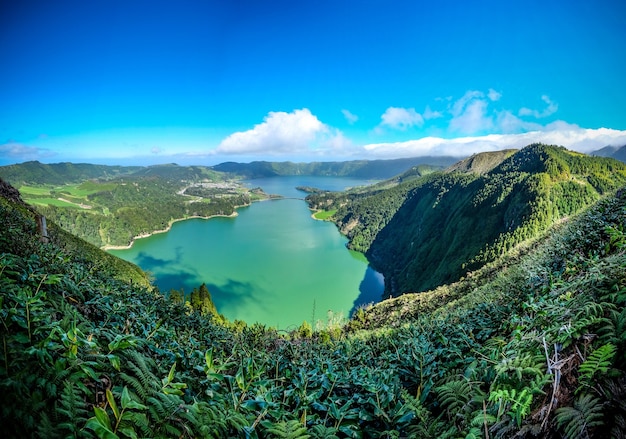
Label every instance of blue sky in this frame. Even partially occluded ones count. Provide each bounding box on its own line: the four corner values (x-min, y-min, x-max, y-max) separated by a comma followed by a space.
1, 0, 625, 166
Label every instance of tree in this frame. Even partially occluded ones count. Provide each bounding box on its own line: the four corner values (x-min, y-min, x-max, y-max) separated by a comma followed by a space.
168, 288, 183, 304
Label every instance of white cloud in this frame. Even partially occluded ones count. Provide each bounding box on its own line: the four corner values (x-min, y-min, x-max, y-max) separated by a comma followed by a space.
379, 107, 424, 130
213, 109, 331, 156
362, 126, 626, 159
449, 92, 494, 135
151, 146, 162, 154
341, 109, 359, 124
423, 105, 443, 120
0, 141, 56, 161
488, 88, 502, 101
519, 95, 558, 118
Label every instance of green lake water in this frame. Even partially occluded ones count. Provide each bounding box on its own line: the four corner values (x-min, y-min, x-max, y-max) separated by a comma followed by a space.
109, 176, 384, 329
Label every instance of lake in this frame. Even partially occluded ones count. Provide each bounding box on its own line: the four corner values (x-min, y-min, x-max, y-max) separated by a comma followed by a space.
109, 176, 384, 329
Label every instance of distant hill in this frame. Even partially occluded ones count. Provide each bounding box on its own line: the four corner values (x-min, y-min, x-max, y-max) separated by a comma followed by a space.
211, 156, 458, 179
307, 144, 626, 296
592, 144, 626, 163
0, 161, 224, 188
0, 161, 141, 186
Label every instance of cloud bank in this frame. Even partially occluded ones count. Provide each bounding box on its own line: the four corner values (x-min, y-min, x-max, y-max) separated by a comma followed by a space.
0, 141, 56, 163
362, 125, 626, 159
3, 89, 625, 166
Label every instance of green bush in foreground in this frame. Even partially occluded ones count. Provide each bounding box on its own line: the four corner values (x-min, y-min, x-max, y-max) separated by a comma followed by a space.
1, 181, 625, 437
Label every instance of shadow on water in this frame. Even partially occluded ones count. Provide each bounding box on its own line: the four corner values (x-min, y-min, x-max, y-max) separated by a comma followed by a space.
154, 272, 202, 295
208, 279, 274, 317
135, 247, 203, 295
135, 246, 184, 271
349, 266, 385, 317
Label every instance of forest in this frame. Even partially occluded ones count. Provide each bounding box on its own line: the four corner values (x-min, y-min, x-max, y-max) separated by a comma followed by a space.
1, 149, 625, 437
0, 162, 262, 248
307, 144, 626, 296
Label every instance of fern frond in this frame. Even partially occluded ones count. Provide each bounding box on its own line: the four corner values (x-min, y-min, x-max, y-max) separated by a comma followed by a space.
309, 424, 339, 439
555, 394, 604, 439
578, 343, 616, 392
436, 378, 472, 415
262, 420, 310, 439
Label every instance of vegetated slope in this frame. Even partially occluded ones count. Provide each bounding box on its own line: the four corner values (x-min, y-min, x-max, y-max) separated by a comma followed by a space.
211, 156, 455, 179
0, 162, 253, 248
0, 161, 141, 185
1, 177, 625, 438
444, 149, 517, 174
311, 144, 626, 297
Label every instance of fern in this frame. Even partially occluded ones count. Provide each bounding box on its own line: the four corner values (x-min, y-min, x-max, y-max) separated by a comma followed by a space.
436, 378, 472, 415
309, 424, 339, 439
262, 419, 310, 439
578, 342, 617, 392
55, 380, 91, 438
555, 394, 604, 439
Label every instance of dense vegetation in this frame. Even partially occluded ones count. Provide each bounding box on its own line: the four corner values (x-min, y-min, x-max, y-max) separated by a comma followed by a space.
211, 158, 450, 179
307, 144, 626, 296
0, 162, 262, 248
1, 168, 625, 437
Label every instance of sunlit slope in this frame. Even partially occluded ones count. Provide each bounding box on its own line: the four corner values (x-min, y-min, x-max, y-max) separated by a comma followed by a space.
310, 144, 626, 296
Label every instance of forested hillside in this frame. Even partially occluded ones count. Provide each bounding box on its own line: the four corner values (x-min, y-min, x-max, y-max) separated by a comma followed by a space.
0, 161, 141, 185
0, 162, 262, 248
2, 173, 625, 437
307, 144, 626, 296
211, 157, 452, 179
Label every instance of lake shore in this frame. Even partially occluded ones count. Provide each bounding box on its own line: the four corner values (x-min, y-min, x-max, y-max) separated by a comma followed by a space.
102, 212, 239, 251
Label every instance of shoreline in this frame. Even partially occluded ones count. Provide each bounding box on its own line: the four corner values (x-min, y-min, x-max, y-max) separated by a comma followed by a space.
102, 211, 239, 251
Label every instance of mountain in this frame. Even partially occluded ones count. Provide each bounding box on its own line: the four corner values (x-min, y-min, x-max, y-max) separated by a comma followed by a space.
0, 161, 141, 186
0, 161, 224, 187
444, 149, 517, 174
2, 175, 625, 438
210, 156, 458, 179
307, 144, 626, 296
592, 144, 626, 163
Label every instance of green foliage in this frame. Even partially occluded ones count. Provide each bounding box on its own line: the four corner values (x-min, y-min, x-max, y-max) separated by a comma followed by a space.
555, 394, 604, 439
309, 144, 626, 297
1, 169, 626, 438
0, 162, 255, 248
578, 343, 617, 392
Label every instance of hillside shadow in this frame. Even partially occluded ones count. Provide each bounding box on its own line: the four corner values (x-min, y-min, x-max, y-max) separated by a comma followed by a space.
349, 266, 385, 317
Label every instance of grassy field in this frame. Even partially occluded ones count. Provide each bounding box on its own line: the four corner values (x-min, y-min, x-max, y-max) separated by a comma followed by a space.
19, 182, 115, 208
28, 197, 84, 208
313, 209, 337, 220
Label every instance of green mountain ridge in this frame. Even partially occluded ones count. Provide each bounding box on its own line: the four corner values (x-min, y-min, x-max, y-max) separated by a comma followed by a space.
210, 157, 455, 179
1, 173, 625, 437
307, 144, 626, 296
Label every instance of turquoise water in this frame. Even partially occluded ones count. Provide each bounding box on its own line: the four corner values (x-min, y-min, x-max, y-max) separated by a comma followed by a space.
109, 176, 383, 329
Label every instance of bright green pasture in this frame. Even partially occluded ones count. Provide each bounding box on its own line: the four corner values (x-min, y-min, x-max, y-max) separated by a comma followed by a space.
59, 182, 117, 197
313, 209, 337, 220
28, 198, 83, 208
19, 185, 52, 196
